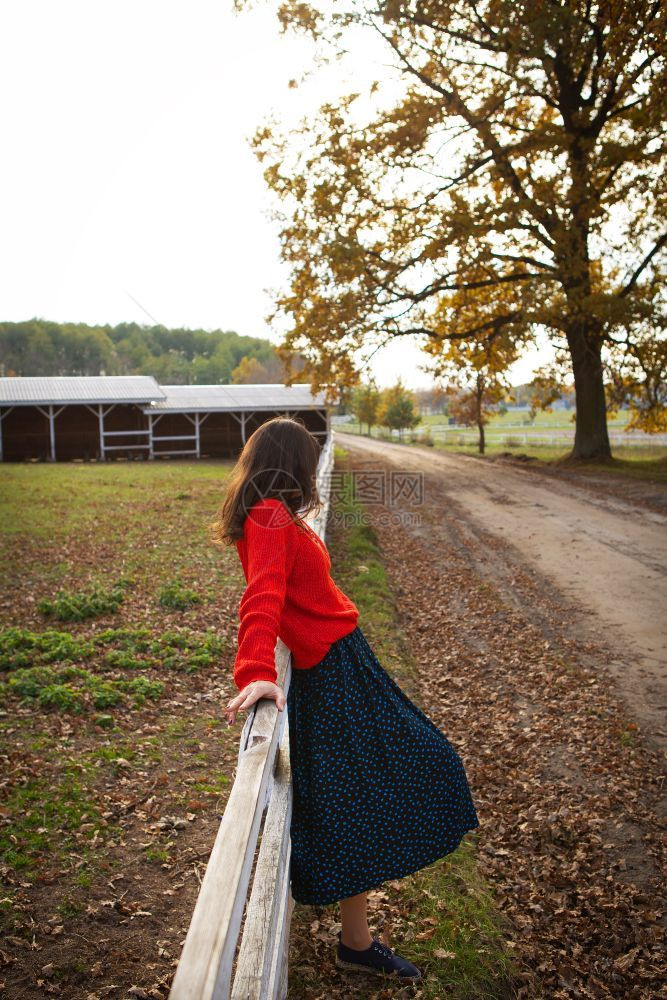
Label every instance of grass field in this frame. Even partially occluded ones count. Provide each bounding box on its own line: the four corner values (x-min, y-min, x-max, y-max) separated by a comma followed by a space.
0, 455, 517, 998
340, 408, 667, 482
342, 404, 667, 440
421, 407, 630, 431
0, 459, 246, 996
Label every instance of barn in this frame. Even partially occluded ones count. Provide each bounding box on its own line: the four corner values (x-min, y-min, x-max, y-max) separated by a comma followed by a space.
0, 376, 330, 462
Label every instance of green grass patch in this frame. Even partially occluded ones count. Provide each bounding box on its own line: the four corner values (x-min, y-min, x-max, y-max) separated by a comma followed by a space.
564, 453, 667, 483
145, 846, 171, 863
0, 662, 163, 715
0, 462, 239, 609
430, 440, 667, 482
0, 460, 232, 539
0, 461, 242, 945
0, 627, 96, 670
329, 446, 415, 685
187, 773, 230, 796
0, 624, 225, 679
0, 622, 222, 714
391, 842, 516, 998
92, 745, 138, 767
0, 766, 120, 883
37, 577, 135, 622
37, 682, 86, 713
118, 676, 165, 705
56, 897, 86, 918
95, 625, 226, 671
101, 649, 147, 671
158, 579, 203, 609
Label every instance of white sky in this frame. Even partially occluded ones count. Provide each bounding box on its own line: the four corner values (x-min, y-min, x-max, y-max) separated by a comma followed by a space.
0, 0, 549, 389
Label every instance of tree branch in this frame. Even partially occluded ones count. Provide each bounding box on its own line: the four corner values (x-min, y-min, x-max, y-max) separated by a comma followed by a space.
619, 233, 667, 298
371, 22, 559, 247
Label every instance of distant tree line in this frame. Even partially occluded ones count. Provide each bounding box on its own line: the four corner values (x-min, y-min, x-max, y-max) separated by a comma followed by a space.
0, 319, 305, 384
348, 377, 581, 455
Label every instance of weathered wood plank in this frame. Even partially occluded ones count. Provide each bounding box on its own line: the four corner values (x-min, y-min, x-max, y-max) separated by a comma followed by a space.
231, 719, 293, 998
168, 648, 290, 1000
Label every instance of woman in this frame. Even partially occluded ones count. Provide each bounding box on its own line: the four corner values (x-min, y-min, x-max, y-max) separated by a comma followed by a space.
209, 416, 480, 984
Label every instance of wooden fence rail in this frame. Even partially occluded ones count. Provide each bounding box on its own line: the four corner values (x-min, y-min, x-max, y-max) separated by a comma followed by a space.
169, 431, 335, 1000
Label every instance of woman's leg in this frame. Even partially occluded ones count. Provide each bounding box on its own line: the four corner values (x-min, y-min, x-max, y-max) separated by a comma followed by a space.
339, 890, 373, 949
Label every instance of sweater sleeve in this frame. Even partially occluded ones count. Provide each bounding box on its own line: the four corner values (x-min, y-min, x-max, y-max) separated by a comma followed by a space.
233, 502, 294, 691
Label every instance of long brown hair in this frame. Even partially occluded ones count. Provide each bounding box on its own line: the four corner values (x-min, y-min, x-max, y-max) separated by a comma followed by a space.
208, 416, 323, 547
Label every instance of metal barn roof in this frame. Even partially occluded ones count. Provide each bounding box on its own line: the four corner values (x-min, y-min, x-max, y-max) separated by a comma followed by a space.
143, 383, 328, 413
0, 376, 166, 405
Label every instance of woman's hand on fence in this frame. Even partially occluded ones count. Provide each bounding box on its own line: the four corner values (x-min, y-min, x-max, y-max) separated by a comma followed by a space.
224, 681, 286, 725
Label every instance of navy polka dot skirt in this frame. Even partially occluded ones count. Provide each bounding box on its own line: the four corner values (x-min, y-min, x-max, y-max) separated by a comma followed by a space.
286, 623, 480, 906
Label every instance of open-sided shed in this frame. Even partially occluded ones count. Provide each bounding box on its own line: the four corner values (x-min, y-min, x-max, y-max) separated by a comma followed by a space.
0, 376, 330, 462
144, 384, 330, 459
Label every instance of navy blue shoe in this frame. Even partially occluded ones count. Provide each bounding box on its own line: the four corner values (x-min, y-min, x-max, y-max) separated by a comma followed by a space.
335, 929, 422, 982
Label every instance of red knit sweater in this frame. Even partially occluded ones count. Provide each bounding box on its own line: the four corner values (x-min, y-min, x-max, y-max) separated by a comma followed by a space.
233, 498, 359, 691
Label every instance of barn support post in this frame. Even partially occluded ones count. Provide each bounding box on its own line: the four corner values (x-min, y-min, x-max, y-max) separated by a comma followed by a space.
49, 406, 56, 461
83, 403, 108, 461
148, 412, 154, 459
97, 403, 118, 460
229, 410, 249, 448
182, 413, 199, 457
0, 406, 15, 462
34, 404, 66, 461
98, 404, 105, 461
196, 411, 209, 458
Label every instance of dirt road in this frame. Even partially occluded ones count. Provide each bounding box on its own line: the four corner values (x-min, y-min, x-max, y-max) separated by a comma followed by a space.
336, 432, 667, 756
334, 434, 665, 996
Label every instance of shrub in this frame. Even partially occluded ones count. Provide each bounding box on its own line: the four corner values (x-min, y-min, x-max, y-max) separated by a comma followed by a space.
120, 677, 165, 705
102, 649, 150, 672
0, 628, 94, 671
151, 628, 225, 672
158, 581, 201, 610
88, 680, 124, 709
37, 578, 134, 622
94, 627, 153, 653
38, 683, 84, 713
7, 666, 58, 698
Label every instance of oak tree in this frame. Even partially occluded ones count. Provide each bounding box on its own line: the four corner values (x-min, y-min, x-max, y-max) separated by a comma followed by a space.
239, 0, 666, 459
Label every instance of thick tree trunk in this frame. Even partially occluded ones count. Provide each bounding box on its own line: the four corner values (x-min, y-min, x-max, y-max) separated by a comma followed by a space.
567, 327, 611, 460
556, 129, 612, 461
